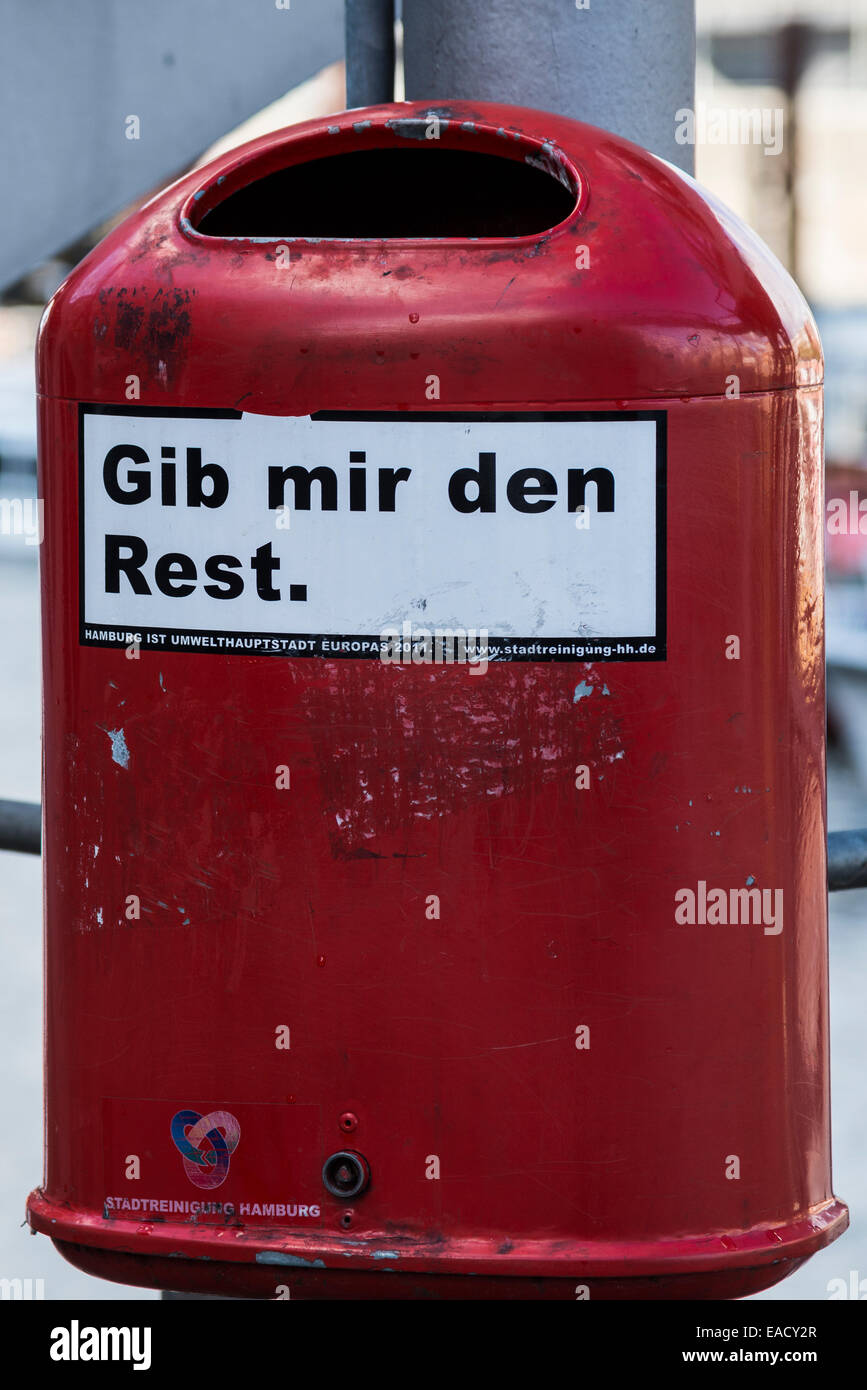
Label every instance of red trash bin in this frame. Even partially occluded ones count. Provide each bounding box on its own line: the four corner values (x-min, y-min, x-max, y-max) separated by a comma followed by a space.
27, 100, 846, 1298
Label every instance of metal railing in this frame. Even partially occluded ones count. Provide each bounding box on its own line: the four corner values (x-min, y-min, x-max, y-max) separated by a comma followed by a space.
2, 795, 866, 890
0, 799, 40, 856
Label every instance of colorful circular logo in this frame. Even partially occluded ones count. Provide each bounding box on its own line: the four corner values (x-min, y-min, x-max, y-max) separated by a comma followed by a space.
170, 1109, 241, 1189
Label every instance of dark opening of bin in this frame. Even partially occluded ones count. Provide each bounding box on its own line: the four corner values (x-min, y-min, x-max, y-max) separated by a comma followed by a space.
196, 147, 577, 239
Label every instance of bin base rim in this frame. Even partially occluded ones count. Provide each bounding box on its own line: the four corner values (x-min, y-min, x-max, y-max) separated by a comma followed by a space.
51, 1238, 818, 1299
26, 1187, 847, 1288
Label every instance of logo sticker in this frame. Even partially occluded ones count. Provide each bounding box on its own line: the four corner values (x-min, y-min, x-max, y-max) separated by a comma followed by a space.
170, 1108, 241, 1189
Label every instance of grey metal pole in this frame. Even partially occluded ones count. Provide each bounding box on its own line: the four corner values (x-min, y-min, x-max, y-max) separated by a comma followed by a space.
402, 0, 696, 173
345, 0, 395, 108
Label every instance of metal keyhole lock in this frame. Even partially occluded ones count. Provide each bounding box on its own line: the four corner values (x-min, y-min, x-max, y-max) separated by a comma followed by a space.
322, 1150, 371, 1199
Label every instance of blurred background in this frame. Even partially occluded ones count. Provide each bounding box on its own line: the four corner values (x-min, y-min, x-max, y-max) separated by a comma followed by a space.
1, 0, 866, 1300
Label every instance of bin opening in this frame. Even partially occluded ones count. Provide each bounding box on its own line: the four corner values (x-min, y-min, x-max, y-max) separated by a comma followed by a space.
195, 147, 577, 240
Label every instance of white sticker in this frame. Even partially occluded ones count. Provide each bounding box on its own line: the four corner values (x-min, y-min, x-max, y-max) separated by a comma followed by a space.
79, 408, 665, 662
